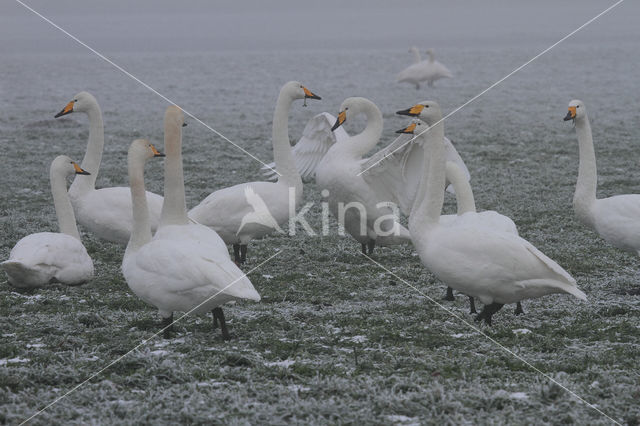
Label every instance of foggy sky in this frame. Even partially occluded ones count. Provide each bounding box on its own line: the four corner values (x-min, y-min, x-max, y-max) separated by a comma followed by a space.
1, 0, 637, 54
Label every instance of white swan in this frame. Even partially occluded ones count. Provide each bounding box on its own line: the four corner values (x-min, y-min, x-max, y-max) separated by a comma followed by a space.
189, 81, 321, 264
397, 118, 523, 315
123, 125, 259, 340
404, 100, 586, 325
565, 100, 640, 255
397, 48, 453, 90
55, 92, 164, 244
2, 156, 94, 288
316, 97, 469, 254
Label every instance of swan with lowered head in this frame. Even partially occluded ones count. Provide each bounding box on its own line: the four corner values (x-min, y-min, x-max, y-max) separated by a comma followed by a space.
2, 156, 94, 288
54, 92, 164, 244
397, 48, 453, 90
402, 100, 586, 325
189, 81, 321, 264
396, 117, 522, 315
123, 109, 259, 340
565, 100, 640, 256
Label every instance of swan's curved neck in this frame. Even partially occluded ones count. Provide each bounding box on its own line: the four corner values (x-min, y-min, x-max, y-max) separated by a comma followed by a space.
126, 154, 152, 258
347, 103, 383, 157
411, 48, 421, 63
69, 102, 103, 196
160, 122, 188, 227
50, 167, 80, 240
410, 121, 446, 231
446, 161, 476, 214
573, 114, 597, 218
273, 90, 302, 191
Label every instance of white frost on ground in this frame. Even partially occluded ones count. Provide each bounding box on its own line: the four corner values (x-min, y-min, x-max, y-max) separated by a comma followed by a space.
0, 357, 30, 366
512, 328, 532, 335
264, 360, 296, 368
386, 414, 419, 425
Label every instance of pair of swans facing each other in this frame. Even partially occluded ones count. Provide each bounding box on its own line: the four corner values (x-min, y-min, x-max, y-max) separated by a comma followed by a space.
397, 48, 453, 90
397, 101, 586, 325
2, 157, 94, 289
565, 100, 640, 257
57, 82, 321, 265
123, 107, 260, 340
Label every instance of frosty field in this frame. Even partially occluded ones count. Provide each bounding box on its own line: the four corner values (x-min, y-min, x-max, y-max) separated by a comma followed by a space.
2, 11, 640, 425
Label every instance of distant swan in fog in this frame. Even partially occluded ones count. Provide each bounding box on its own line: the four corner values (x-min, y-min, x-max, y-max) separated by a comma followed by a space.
2, 156, 94, 288
565, 99, 640, 256
54, 91, 164, 244
397, 48, 453, 89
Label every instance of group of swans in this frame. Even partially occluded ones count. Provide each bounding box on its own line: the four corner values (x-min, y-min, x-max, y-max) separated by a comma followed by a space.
397, 47, 453, 90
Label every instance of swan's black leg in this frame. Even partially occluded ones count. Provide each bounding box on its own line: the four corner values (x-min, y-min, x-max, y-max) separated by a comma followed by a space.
474, 303, 504, 326
240, 245, 248, 264
361, 243, 367, 255
367, 240, 375, 255
212, 307, 231, 340
161, 313, 174, 339
213, 314, 219, 329
469, 296, 477, 314
233, 244, 241, 264
514, 301, 524, 315
443, 287, 455, 301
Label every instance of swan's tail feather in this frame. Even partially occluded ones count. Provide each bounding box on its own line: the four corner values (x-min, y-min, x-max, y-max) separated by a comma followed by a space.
1, 260, 45, 288
560, 283, 588, 301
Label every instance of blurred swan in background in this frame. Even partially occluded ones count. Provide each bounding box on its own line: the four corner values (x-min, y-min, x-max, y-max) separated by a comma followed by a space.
397, 48, 453, 89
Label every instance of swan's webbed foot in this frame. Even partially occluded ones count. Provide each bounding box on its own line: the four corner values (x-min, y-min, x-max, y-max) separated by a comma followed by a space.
233, 244, 241, 264
474, 303, 504, 326
367, 240, 375, 255
469, 296, 477, 314
161, 313, 174, 339
514, 301, 524, 315
212, 307, 231, 340
240, 245, 248, 264
443, 287, 455, 301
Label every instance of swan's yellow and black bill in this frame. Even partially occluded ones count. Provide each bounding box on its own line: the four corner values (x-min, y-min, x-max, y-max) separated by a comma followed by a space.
72, 162, 91, 175
331, 110, 347, 131
564, 106, 576, 121
302, 86, 321, 100
396, 104, 425, 117
396, 122, 417, 134
150, 144, 165, 157
55, 101, 75, 118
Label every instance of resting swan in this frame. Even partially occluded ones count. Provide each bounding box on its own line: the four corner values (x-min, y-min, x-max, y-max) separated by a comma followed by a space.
397, 48, 453, 90
565, 100, 640, 256
404, 100, 586, 325
397, 117, 522, 315
122, 130, 259, 340
316, 97, 469, 254
55, 92, 164, 244
2, 156, 94, 288
189, 81, 321, 264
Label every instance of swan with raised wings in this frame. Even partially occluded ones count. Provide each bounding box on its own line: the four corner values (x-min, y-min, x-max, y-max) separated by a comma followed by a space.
402, 100, 586, 325
54, 92, 164, 244
123, 121, 259, 340
189, 81, 321, 264
2, 156, 94, 288
565, 100, 640, 256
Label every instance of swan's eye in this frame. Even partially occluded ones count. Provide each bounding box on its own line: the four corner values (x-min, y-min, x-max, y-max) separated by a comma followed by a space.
424, 105, 429, 108
345, 107, 349, 111
576, 105, 580, 108
73, 99, 78, 102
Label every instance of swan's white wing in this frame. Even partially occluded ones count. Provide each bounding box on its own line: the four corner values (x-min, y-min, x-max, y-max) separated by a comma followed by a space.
262, 112, 349, 180
361, 135, 470, 216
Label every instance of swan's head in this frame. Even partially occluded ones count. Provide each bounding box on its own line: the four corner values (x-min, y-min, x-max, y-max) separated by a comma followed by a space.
395, 118, 427, 135
564, 99, 586, 122
165, 105, 186, 128
282, 81, 321, 104
409, 46, 419, 53
54, 91, 97, 118
128, 139, 165, 165
396, 100, 442, 125
331, 97, 376, 131
51, 155, 91, 178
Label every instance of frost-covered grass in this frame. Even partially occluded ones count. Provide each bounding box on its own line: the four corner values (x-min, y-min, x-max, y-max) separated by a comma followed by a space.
2, 44, 640, 424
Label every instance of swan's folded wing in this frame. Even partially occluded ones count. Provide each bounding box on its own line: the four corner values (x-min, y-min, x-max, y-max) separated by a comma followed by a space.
262, 112, 349, 180
361, 135, 469, 216
131, 240, 259, 301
